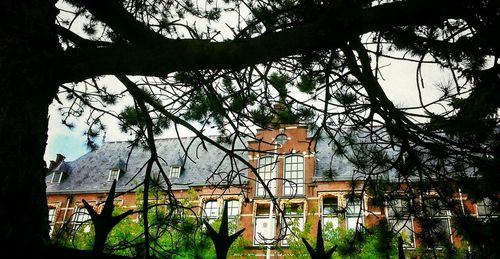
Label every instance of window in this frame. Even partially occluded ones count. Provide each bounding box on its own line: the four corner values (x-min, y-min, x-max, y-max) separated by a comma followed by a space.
387, 199, 414, 247
50, 171, 63, 183
169, 166, 181, 178
423, 198, 452, 247
203, 200, 219, 224
72, 207, 92, 233
477, 198, 498, 217
283, 155, 304, 196
226, 200, 240, 219
346, 197, 363, 230
254, 204, 275, 245
225, 200, 240, 232
108, 169, 121, 181
256, 157, 277, 196
282, 203, 304, 246
275, 134, 288, 146
322, 197, 339, 229
48, 207, 56, 236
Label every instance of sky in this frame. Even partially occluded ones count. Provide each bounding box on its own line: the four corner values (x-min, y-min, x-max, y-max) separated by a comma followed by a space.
43, 56, 449, 164
46, 2, 451, 164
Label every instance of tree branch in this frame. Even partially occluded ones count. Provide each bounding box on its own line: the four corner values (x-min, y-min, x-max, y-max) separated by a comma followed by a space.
56, 0, 467, 84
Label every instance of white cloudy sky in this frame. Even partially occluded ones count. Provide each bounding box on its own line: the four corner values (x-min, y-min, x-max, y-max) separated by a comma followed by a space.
48, 1, 455, 163
44, 55, 450, 164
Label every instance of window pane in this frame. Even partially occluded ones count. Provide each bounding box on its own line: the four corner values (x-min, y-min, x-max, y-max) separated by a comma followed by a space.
389, 219, 415, 247
346, 198, 361, 215
429, 218, 451, 247
388, 199, 410, 218
48, 208, 56, 223
477, 198, 498, 216
423, 198, 448, 217
323, 198, 338, 215
323, 217, 339, 229
254, 217, 275, 245
169, 166, 181, 178
283, 155, 304, 196
226, 200, 240, 218
275, 134, 287, 145
204, 201, 219, 220
346, 216, 361, 230
282, 216, 304, 246
73, 207, 91, 232
256, 157, 276, 196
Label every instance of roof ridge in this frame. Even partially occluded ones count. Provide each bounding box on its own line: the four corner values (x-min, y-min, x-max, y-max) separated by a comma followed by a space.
103, 134, 222, 144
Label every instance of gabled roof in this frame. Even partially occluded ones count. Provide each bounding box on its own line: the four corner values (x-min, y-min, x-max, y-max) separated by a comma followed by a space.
46, 136, 248, 194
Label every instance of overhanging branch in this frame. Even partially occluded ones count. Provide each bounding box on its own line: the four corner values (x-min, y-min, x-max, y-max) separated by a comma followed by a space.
55, 0, 467, 84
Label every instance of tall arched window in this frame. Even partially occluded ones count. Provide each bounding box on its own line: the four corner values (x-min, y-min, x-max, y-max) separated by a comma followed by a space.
256, 156, 277, 196
283, 155, 304, 196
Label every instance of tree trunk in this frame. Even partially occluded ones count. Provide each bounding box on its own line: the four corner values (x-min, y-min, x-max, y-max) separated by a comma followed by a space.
0, 0, 60, 256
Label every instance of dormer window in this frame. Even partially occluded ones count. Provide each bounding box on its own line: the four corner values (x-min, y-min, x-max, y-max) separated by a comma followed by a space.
51, 171, 64, 184
108, 169, 121, 181
169, 166, 181, 178
49, 161, 69, 184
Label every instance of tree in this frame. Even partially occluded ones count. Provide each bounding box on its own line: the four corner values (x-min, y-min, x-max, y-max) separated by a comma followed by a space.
0, 0, 498, 257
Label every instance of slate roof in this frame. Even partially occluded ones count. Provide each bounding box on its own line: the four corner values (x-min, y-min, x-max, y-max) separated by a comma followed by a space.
46, 132, 407, 194
314, 137, 364, 181
46, 136, 248, 194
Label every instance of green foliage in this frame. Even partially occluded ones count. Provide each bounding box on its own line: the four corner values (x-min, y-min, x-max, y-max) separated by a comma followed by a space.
296, 74, 316, 94
250, 105, 273, 127
334, 91, 358, 106
57, 205, 220, 258
286, 221, 400, 259
119, 104, 170, 136
269, 72, 291, 102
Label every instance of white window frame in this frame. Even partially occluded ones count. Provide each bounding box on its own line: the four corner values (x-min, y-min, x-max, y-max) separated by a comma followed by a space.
224, 200, 240, 233
169, 166, 181, 178
48, 207, 56, 236
387, 198, 415, 248
226, 200, 240, 219
72, 207, 92, 233
281, 203, 305, 246
346, 197, 364, 231
423, 198, 452, 247
253, 204, 275, 246
50, 171, 63, 183
283, 155, 305, 196
477, 198, 498, 217
203, 200, 219, 224
256, 157, 277, 197
322, 197, 340, 229
108, 169, 121, 181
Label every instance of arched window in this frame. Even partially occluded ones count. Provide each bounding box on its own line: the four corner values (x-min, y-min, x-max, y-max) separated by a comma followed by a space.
283, 155, 304, 196
256, 156, 277, 196
275, 134, 288, 146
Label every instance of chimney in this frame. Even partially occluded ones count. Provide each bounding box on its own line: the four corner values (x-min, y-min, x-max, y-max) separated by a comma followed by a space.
48, 160, 57, 171
56, 154, 65, 163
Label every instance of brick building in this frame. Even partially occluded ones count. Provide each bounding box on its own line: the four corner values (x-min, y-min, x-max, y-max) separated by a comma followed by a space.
46, 123, 495, 257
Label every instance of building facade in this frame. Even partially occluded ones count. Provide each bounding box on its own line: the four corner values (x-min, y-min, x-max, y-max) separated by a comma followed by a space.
45, 124, 495, 257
